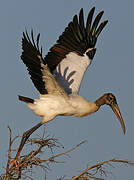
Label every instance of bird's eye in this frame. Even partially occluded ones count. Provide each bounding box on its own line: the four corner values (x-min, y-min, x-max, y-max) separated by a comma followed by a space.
107, 93, 114, 102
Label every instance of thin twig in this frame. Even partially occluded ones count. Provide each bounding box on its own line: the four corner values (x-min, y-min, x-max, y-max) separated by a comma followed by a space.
38, 140, 87, 163
6, 126, 12, 175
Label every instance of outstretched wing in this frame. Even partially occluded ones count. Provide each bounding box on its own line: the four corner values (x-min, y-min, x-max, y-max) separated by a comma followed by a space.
21, 31, 67, 96
45, 7, 108, 94
21, 7, 108, 95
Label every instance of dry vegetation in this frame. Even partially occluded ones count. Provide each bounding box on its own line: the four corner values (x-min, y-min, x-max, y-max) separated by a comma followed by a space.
0, 126, 133, 180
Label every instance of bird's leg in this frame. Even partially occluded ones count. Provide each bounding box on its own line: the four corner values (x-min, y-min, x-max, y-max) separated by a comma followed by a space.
15, 122, 43, 160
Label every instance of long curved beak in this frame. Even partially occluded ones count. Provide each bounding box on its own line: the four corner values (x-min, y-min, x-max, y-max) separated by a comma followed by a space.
110, 103, 126, 134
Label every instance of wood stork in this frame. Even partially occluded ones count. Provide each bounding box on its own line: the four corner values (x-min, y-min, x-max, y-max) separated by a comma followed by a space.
16, 7, 125, 158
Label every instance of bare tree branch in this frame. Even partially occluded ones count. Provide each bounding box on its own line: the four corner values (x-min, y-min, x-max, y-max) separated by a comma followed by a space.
72, 159, 134, 180
1, 127, 134, 180
1, 127, 86, 179
38, 140, 87, 164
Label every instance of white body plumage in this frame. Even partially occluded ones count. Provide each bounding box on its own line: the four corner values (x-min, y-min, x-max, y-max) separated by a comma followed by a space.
27, 94, 99, 123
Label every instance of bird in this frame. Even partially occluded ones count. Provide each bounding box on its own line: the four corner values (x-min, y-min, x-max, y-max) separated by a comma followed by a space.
15, 7, 126, 159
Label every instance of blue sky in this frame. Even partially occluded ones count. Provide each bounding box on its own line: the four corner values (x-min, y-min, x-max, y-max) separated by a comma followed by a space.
0, 0, 134, 179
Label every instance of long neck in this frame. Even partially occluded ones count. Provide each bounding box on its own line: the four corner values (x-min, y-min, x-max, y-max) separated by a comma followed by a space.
95, 94, 106, 107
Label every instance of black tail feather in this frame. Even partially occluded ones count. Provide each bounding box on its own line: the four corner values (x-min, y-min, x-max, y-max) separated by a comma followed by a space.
18, 95, 34, 103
